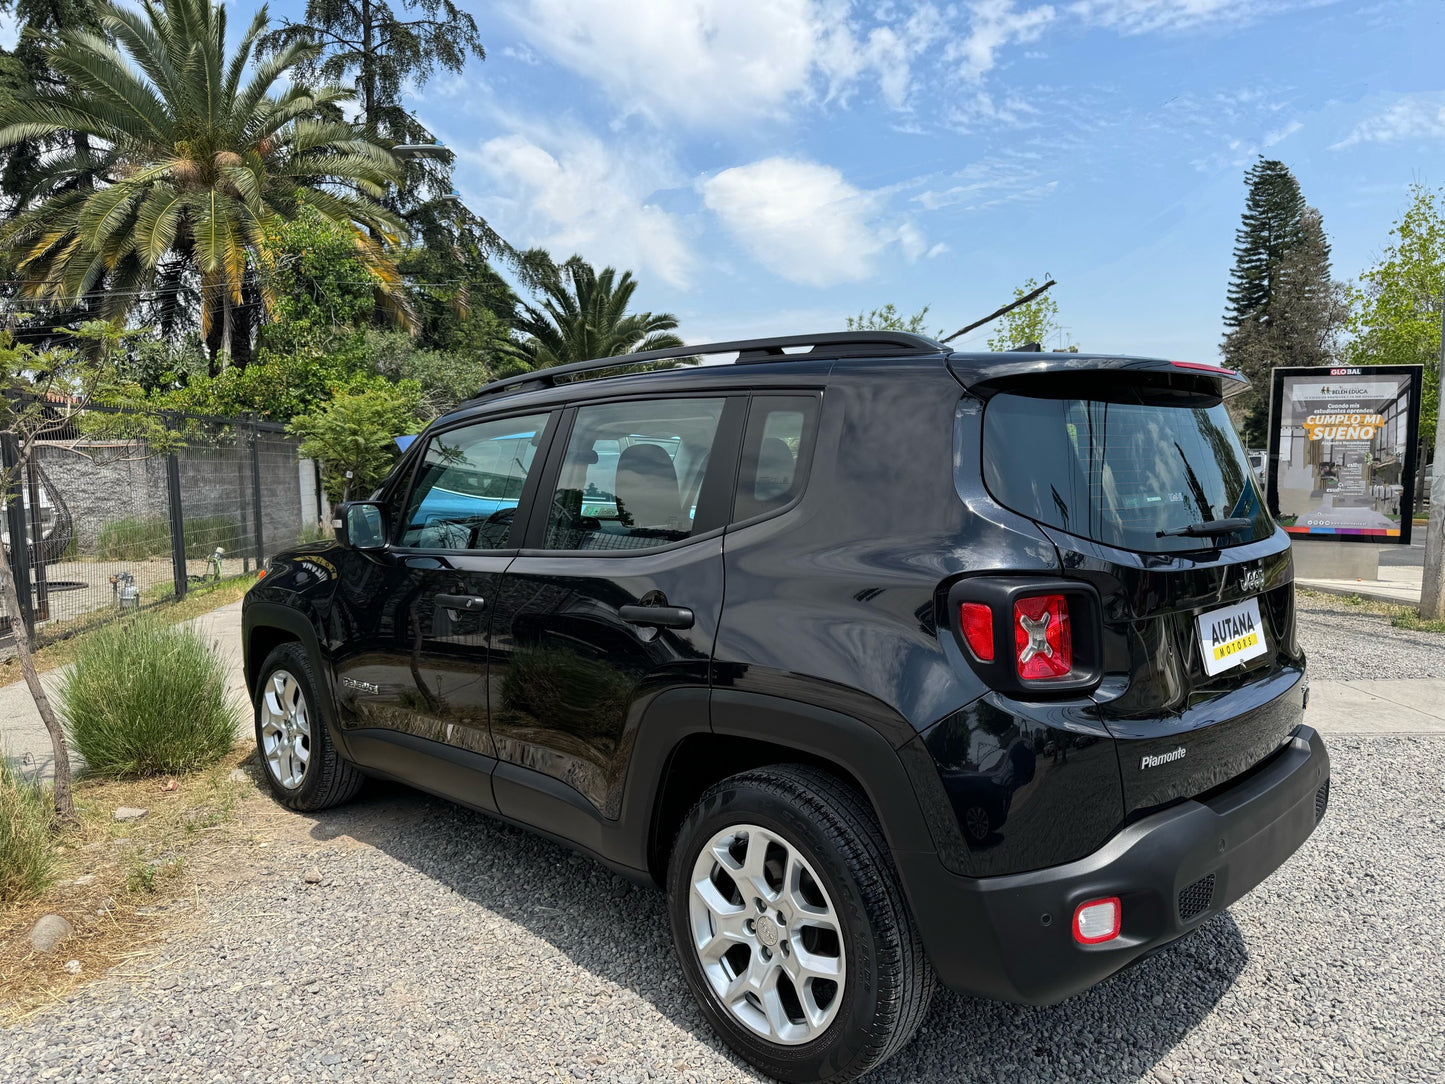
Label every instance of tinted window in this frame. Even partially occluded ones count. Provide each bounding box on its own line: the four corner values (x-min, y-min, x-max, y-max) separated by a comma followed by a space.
545, 398, 725, 552
400, 413, 550, 550
734, 394, 819, 521
982, 390, 1272, 553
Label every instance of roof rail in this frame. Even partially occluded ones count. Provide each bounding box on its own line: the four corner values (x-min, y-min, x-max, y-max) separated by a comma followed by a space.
471, 331, 946, 400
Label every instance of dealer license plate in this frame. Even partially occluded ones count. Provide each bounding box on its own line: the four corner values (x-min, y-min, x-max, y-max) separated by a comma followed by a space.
1196, 596, 1267, 677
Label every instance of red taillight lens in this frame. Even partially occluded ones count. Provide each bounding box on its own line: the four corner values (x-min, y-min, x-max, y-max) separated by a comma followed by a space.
958, 602, 995, 661
1013, 594, 1072, 680
1072, 897, 1121, 944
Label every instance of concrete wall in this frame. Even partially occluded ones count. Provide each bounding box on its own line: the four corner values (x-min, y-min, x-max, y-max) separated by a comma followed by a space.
33, 433, 307, 559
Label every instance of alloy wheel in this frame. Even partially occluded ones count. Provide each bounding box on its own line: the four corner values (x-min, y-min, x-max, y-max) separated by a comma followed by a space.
259, 669, 312, 790
688, 823, 846, 1046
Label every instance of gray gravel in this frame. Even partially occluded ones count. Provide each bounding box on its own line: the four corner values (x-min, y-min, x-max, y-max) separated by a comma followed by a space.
1295, 595, 1445, 680
2, 736, 1442, 1083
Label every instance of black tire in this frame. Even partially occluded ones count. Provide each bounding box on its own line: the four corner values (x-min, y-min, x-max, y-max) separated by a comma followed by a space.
253, 642, 363, 811
667, 765, 934, 1083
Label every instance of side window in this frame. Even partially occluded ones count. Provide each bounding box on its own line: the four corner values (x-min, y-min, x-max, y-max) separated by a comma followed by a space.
544, 398, 726, 552
734, 394, 820, 521
399, 413, 550, 550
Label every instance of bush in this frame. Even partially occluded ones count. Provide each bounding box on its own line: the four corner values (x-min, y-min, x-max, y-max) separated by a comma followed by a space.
59, 618, 240, 777
0, 758, 53, 905
96, 514, 243, 560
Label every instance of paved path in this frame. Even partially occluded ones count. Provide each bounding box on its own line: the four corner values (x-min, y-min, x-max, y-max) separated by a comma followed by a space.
1298, 564, 1423, 606
1, 594, 1440, 784
0, 601, 247, 781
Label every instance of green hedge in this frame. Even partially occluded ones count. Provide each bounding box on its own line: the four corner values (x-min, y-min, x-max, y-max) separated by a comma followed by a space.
96, 515, 244, 560
59, 617, 240, 777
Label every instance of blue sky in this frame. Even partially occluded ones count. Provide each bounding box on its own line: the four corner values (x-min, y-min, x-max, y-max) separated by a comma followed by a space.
7, 1, 1445, 359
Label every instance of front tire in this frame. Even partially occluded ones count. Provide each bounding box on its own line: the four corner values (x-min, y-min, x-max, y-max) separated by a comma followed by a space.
254, 642, 363, 811
667, 765, 934, 1082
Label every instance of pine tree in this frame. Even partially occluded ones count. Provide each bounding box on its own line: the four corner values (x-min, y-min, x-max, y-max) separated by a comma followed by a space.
1273, 209, 1347, 369
1225, 158, 1307, 328
259, 0, 486, 246
1222, 160, 1340, 447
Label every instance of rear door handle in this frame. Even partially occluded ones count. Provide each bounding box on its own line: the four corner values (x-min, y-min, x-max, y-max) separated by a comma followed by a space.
435, 594, 487, 613
619, 604, 694, 630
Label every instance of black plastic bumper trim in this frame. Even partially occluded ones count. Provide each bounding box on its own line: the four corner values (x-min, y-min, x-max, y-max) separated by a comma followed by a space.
900, 724, 1330, 1005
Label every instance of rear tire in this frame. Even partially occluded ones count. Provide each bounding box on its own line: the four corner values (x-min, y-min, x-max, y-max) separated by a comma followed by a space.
667, 765, 934, 1083
253, 642, 363, 811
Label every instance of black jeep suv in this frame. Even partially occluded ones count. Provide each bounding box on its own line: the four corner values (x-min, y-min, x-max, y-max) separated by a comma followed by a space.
243, 332, 1330, 1082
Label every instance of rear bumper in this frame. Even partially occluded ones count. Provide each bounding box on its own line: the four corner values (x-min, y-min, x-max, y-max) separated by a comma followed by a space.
899, 724, 1330, 1005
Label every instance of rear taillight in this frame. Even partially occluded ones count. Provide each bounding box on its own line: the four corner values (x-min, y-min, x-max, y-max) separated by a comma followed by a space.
958, 602, 995, 661
1013, 594, 1072, 680
1072, 897, 1121, 944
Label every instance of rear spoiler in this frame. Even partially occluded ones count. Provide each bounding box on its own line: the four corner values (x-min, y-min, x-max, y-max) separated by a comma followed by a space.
946, 352, 1247, 396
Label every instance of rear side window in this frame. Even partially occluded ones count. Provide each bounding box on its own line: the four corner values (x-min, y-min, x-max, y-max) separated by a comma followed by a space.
399, 413, 550, 550
734, 394, 820, 522
981, 390, 1272, 553
544, 398, 727, 552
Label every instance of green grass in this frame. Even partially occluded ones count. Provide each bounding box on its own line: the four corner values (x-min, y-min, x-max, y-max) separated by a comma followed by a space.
96, 515, 244, 560
0, 758, 53, 906
58, 617, 241, 778
1391, 610, 1445, 634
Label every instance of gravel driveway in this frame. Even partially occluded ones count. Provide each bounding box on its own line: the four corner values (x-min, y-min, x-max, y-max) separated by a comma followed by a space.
3, 735, 1442, 1084
1295, 594, 1445, 680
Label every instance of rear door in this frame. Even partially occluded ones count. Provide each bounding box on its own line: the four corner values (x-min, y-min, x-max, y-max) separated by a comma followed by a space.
980, 379, 1305, 814
486, 394, 744, 819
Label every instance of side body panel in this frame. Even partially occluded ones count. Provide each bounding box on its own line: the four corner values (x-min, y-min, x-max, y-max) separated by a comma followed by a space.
712, 363, 1125, 875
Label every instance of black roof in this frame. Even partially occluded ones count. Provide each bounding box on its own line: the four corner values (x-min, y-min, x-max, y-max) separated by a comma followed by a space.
471, 332, 948, 401
462, 332, 1244, 411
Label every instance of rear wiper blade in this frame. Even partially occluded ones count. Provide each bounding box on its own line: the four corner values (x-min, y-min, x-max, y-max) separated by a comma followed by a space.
1157, 517, 1253, 538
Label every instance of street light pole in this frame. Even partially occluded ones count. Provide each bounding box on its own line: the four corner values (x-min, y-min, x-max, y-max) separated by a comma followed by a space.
1420, 292, 1445, 619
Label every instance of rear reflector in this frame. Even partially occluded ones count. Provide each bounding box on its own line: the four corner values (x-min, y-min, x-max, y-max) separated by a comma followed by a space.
959, 602, 995, 661
1073, 897, 1121, 944
1013, 594, 1072, 680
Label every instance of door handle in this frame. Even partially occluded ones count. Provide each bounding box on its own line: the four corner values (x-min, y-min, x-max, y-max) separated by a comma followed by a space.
619, 604, 694, 630
435, 594, 487, 613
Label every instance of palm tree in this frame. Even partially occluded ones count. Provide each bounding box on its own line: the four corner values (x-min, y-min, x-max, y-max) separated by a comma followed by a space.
501, 255, 685, 371
0, 0, 406, 369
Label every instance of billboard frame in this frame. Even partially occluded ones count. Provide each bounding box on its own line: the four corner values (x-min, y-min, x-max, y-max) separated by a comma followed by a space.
1266, 363, 1423, 545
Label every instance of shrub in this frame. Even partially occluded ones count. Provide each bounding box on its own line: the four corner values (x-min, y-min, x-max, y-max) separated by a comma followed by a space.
59, 618, 240, 777
96, 514, 243, 560
0, 757, 53, 905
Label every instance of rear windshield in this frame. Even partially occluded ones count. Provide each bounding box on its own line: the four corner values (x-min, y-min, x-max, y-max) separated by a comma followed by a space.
981, 389, 1272, 553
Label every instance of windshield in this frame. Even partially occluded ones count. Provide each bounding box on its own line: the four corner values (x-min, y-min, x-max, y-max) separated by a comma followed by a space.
981, 389, 1273, 553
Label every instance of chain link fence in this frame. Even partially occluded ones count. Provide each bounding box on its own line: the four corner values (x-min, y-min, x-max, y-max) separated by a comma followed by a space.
2, 408, 325, 651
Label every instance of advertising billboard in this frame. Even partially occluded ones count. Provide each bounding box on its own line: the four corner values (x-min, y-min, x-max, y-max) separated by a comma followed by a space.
1266, 365, 1423, 544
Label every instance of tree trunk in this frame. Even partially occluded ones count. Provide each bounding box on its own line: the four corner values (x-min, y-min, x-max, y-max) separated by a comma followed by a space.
361, 0, 377, 127
0, 531, 73, 819
205, 289, 226, 377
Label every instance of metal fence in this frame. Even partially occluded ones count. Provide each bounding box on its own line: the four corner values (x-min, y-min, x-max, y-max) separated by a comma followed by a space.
2, 408, 324, 650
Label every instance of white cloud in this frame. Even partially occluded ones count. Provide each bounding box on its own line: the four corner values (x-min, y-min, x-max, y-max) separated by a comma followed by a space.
470, 132, 695, 289
947, 1, 1056, 82
1333, 95, 1445, 148
946, 90, 1042, 131
1263, 119, 1304, 146
915, 159, 1059, 211
700, 157, 926, 287
502, 0, 947, 124
499, 43, 541, 65
1068, 0, 1326, 34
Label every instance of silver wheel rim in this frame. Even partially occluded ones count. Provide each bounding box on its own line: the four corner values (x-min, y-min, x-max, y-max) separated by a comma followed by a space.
259, 669, 312, 790
688, 824, 846, 1046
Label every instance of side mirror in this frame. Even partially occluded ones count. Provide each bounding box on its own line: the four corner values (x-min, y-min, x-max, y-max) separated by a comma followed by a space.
334, 501, 388, 550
